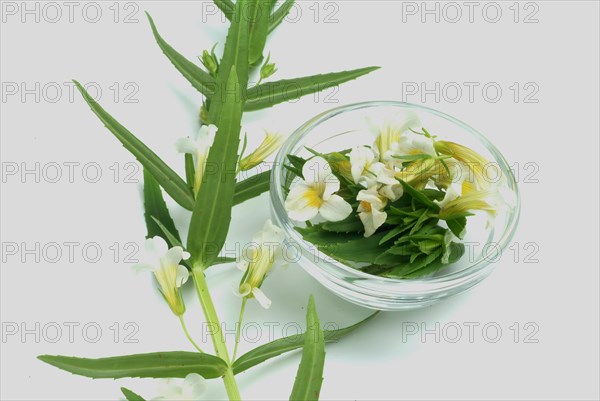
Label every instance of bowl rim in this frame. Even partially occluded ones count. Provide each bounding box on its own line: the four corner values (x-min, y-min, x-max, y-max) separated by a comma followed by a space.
270, 100, 521, 288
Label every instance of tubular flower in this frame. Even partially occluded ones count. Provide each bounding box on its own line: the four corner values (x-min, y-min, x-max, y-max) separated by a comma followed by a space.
175, 124, 217, 195
133, 237, 191, 316
395, 157, 442, 189
434, 141, 492, 190
285, 156, 353, 222
349, 145, 383, 188
357, 186, 388, 237
368, 110, 421, 162
239, 132, 284, 171
237, 220, 285, 309
438, 189, 496, 221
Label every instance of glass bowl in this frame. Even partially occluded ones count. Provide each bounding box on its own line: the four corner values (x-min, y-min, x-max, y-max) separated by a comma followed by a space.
269, 101, 520, 311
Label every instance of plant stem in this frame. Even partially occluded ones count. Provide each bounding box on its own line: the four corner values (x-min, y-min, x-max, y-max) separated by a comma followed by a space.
192, 266, 241, 401
232, 298, 247, 362
178, 315, 205, 354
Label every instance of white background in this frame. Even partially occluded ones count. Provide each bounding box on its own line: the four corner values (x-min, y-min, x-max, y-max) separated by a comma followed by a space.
1, 1, 599, 400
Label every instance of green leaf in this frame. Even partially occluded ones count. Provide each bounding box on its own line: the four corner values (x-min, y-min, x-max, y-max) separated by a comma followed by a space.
403, 243, 465, 278
385, 248, 443, 278
151, 217, 184, 249
211, 256, 237, 266
409, 209, 432, 235
296, 226, 363, 247
320, 232, 388, 263
268, 0, 295, 33
121, 387, 146, 401
209, 0, 251, 122
146, 13, 216, 97
38, 352, 228, 380
248, 0, 277, 65
321, 216, 364, 233
399, 180, 440, 210
445, 216, 467, 239
73, 81, 194, 211
185, 153, 196, 191
233, 312, 377, 375
213, 0, 234, 20
233, 170, 271, 205
245, 67, 380, 111
289, 295, 325, 401
187, 68, 244, 268
379, 223, 413, 245
144, 169, 181, 245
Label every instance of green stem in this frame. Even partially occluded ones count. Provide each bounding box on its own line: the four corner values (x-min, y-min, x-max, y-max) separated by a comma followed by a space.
178, 315, 205, 354
232, 298, 247, 362
192, 267, 241, 401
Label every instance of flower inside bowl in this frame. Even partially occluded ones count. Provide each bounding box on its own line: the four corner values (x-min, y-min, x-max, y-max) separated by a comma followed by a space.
270, 101, 520, 311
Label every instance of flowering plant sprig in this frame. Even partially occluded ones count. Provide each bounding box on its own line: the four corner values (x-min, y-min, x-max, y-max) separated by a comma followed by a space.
37, 1, 380, 400
284, 112, 508, 278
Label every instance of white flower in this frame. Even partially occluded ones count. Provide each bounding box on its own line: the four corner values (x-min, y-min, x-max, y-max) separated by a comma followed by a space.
133, 237, 190, 316
175, 124, 217, 195
349, 146, 384, 188
285, 156, 352, 222
152, 373, 207, 401
357, 187, 388, 237
392, 132, 436, 158
237, 220, 285, 309
371, 163, 404, 201
369, 110, 421, 161
239, 132, 284, 171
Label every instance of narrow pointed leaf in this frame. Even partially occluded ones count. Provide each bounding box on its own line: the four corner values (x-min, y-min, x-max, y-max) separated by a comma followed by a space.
399, 180, 440, 210
121, 387, 146, 401
233, 170, 271, 205
146, 12, 216, 97
233, 311, 377, 375
144, 169, 181, 245
37, 352, 228, 380
187, 68, 244, 268
213, 0, 234, 20
185, 153, 196, 191
151, 217, 184, 248
245, 67, 380, 111
73, 81, 194, 210
248, 0, 276, 65
268, 0, 295, 33
209, 0, 250, 122
290, 296, 325, 401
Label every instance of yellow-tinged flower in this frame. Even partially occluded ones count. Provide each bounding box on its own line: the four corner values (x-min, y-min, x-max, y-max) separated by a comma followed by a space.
237, 220, 285, 309
395, 157, 442, 189
133, 237, 191, 316
285, 156, 353, 222
368, 110, 422, 161
239, 132, 284, 171
434, 141, 491, 190
175, 124, 217, 195
438, 189, 496, 221
357, 186, 388, 237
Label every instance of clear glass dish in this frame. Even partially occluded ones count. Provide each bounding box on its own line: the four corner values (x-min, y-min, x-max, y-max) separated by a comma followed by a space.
269, 101, 520, 310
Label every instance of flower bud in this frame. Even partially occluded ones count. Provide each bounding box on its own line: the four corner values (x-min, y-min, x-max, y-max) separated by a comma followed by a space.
239, 132, 284, 171
259, 54, 277, 82
201, 49, 218, 77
